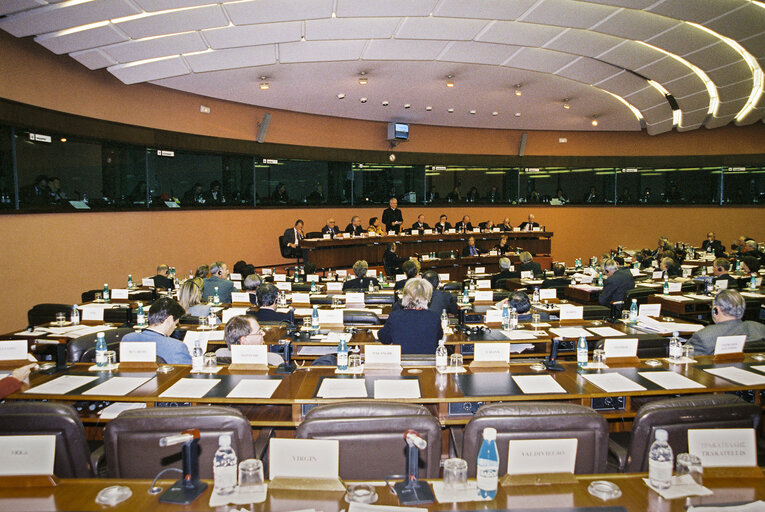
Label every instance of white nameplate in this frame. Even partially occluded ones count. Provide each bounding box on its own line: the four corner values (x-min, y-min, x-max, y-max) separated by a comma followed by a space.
682, 268, 692, 278
273, 274, 287, 282
368, 269, 377, 278
326, 282, 343, 292
342, 233, 351, 239
474, 343, 510, 363
652, 271, 664, 279
716, 279, 729, 290
233, 281, 242, 290
345, 292, 365, 305
323, 233, 331, 239
275, 281, 292, 291
229, 273, 242, 281
507, 438, 577, 476
291, 293, 310, 304
485, 309, 502, 323
475, 291, 493, 302
638, 304, 661, 317
231, 344, 268, 366
388, 231, 396, 235
714, 334, 746, 355
423, 229, 433, 234
306, 274, 320, 282
318, 309, 343, 325
558, 305, 583, 320
395, 274, 407, 282
668, 282, 682, 293
580, 275, 593, 284
475, 267, 486, 274
111, 289, 128, 300
365, 344, 401, 366
0, 340, 28, 361
492, 227, 500, 232
0, 435, 56, 476
477, 279, 492, 289
230, 292, 251, 303
539, 288, 557, 299
706, 266, 714, 274
337, 270, 348, 277
421, 254, 430, 261
411, 229, 419, 235
532, 227, 541, 232
119, 341, 156, 362
603, 338, 638, 359
521, 271, 534, 279
141, 278, 155, 287
688, 428, 756, 468
262, 268, 273, 275
269, 438, 339, 479
447, 229, 456, 234
222, 307, 249, 324
438, 273, 450, 282
630, 268, 641, 276
489, 250, 498, 256
82, 307, 104, 322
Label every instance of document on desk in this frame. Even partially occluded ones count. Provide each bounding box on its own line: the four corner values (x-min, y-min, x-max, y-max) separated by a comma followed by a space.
512, 375, 566, 394
24, 375, 98, 394
13, 328, 49, 337
349, 503, 428, 512
316, 378, 368, 398
500, 329, 542, 340
581, 372, 646, 392
159, 378, 221, 398
637, 371, 705, 390
373, 379, 421, 399
296, 346, 336, 356
82, 376, 153, 396
684, 293, 714, 301
98, 402, 147, 420
751, 365, 765, 373
227, 378, 281, 399
704, 367, 765, 386
587, 326, 626, 337
549, 327, 592, 338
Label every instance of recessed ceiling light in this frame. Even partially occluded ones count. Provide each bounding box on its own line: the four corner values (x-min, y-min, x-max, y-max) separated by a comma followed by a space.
591, 117, 599, 126
446, 74, 455, 87
563, 98, 570, 109
404, 104, 411, 109
358, 77, 368, 85
337, 93, 345, 99
60, 138, 67, 142
425, 106, 432, 111
360, 97, 367, 103
514, 84, 522, 96
382, 100, 389, 106
447, 108, 454, 113
469, 110, 476, 114
492, 112, 498, 116
259, 82, 269, 90
514, 112, 521, 117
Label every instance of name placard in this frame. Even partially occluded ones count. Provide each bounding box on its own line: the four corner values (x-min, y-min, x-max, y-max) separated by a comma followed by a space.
345, 292, 365, 305
438, 273, 450, 282
111, 289, 129, 300
306, 274, 320, 282
229, 273, 242, 281
222, 307, 249, 324
521, 271, 534, 279
668, 282, 682, 293
269, 438, 339, 479
275, 281, 292, 291
714, 335, 746, 355
326, 282, 343, 292
485, 309, 502, 323
488, 250, 498, 256
0, 339, 28, 361
395, 274, 407, 282
688, 428, 756, 468
638, 304, 661, 317
475, 267, 486, 274
603, 338, 638, 359
342, 233, 350, 239
365, 344, 401, 366
507, 438, 577, 476
423, 229, 433, 234
337, 270, 348, 277
652, 271, 664, 279
475, 290, 493, 302
531, 227, 541, 232
273, 274, 287, 282
447, 229, 456, 234
476, 279, 492, 289
230, 292, 251, 303
81, 307, 104, 321
323, 233, 331, 239
318, 309, 343, 325
630, 268, 641, 276
233, 281, 242, 290
716, 279, 729, 290
142, 277, 155, 287
411, 229, 419, 235
558, 305, 583, 320
539, 288, 557, 300
262, 268, 273, 275
119, 341, 156, 362
291, 293, 310, 304
474, 343, 510, 363
231, 344, 268, 366
368, 269, 377, 278
0, 435, 56, 476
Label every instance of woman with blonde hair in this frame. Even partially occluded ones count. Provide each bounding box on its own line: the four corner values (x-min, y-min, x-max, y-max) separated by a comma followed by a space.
178, 279, 216, 320
378, 277, 442, 354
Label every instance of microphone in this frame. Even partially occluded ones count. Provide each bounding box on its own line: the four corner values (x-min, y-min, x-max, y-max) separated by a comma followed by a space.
404, 429, 427, 450
159, 429, 200, 447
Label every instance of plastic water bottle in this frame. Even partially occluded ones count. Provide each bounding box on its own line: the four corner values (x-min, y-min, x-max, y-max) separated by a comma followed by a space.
311, 305, 319, 329
750, 274, 757, 290
212, 286, 220, 305
213, 434, 237, 495
577, 335, 588, 368
192, 339, 204, 372
279, 290, 286, 307
669, 331, 682, 362
648, 429, 673, 490
127, 274, 133, 289
501, 304, 510, 329
462, 286, 469, 304
736, 260, 741, 272
441, 309, 449, 332
337, 337, 348, 371
509, 308, 518, 330
293, 271, 299, 283
435, 338, 447, 371
597, 273, 604, 287
102, 283, 110, 302
71, 305, 80, 325
368, 280, 374, 292
634, 261, 639, 270
532, 287, 540, 303
310, 280, 317, 293
476, 427, 499, 499
95, 332, 107, 367
208, 311, 217, 326
135, 302, 146, 327
629, 299, 638, 323
663, 274, 669, 295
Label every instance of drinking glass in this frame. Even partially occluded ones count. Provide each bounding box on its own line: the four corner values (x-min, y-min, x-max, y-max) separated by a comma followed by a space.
593, 349, 606, 366
676, 453, 703, 484
55, 312, 66, 325
105, 351, 116, 366
348, 354, 362, 370
204, 352, 217, 369
450, 354, 463, 368
683, 344, 694, 361
238, 459, 265, 495
442, 458, 468, 490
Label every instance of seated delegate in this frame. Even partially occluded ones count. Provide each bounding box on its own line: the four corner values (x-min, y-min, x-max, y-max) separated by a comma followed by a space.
518, 251, 541, 276
689, 290, 765, 355
378, 278, 443, 354
598, 258, 635, 306
252, 283, 294, 324
202, 261, 234, 303
216, 315, 284, 365
178, 280, 219, 323
342, 260, 380, 291
121, 298, 191, 364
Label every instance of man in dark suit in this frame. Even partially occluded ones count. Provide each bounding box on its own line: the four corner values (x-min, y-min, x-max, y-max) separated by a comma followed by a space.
343, 260, 380, 291
701, 232, 724, 255
252, 283, 294, 324
712, 257, 738, 289
203, 180, 226, 205
518, 251, 542, 276
282, 219, 305, 258
202, 261, 235, 303
321, 218, 341, 238
383, 243, 409, 277
542, 263, 569, 288
455, 215, 473, 232
518, 214, 539, 231
411, 214, 430, 231
344, 215, 364, 236
392, 270, 458, 316
152, 264, 175, 289
382, 197, 403, 233
434, 214, 452, 233
598, 258, 635, 306
491, 257, 517, 288
394, 260, 419, 291
462, 236, 482, 257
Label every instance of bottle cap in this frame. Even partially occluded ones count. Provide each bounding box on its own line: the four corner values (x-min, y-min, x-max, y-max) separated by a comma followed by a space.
655, 429, 668, 442
483, 427, 497, 441
219, 434, 232, 447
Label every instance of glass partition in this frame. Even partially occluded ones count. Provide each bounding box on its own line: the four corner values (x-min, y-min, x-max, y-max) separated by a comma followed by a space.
0, 125, 13, 209
352, 164, 424, 205
425, 166, 514, 205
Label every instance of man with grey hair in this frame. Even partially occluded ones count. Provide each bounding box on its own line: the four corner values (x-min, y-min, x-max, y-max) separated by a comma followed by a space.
342, 260, 380, 291
242, 273, 262, 305
152, 264, 174, 290
378, 277, 443, 354
344, 215, 364, 236
689, 289, 765, 355
202, 261, 234, 303
321, 218, 341, 238
598, 258, 634, 306
491, 257, 517, 288
518, 251, 542, 276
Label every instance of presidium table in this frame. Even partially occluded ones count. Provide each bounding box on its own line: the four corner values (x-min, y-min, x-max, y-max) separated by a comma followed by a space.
299, 231, 553, 271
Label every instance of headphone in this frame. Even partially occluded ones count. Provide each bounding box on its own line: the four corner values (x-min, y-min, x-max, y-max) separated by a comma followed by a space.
712, 307, 719, 316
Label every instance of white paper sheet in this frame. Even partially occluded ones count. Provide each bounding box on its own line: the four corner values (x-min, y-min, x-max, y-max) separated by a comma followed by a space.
637, 371, 705, 390
581, 372, 646, 392
82, 376, 153, 396
704, 367, 765, 386
159, 378, 221, 398
499, 329, 541, 340
373, 379, 421, 399
316, 378, 368, 398
512, 375, 566, 394
751, 365, 765, 373
297, 346, 337, 356
586, 326, 625, 337
98, 402, 147, 419
510, 343, 535, 353
24, 375, 98, 395
549, 327, 592, 338
226, 379, 281, 399
13, 329, 49, 337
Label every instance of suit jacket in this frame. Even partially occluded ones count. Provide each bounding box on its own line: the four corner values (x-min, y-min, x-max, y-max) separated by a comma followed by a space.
342, 277, 379, 291
391, 289, 459, 316
152, 274, 175, 289
455, 221, 474, 232
253, 307, 294, 324
714, 273, 738, 289
519, 261, 542, 276
383, 250, 408, 276
491, 269, 518, 288
689, 319, 765, 355
518, 221, 540, 230
321, 225, 341, 237
283, 227, 303, 246
495, 243, 513, 254
122, 329, 191, 364
394, 278, 411, 291
382, 207, 403, 233
345, 224, 364, 236
462, 244, 482, 257
411, 222, 430, 230
598, 268, 635, 306
500, 223, 514, 231
701, 239, 724, 254
378, 308, 443, 354
542, 277, 570, 289
434, 222, 452, 233
202, 275, 235, 303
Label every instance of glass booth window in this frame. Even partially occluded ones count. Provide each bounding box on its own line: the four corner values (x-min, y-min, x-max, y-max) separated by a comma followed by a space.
426, 166, 514, 205
0, 125, 13, 209
352, 164, 424, 205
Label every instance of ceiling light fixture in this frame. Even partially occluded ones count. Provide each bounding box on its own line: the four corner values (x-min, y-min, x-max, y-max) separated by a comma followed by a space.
602, 90, 645, 125
425, 106, 432, 111
259, 76, 269, 90
360, 97, 367, 103
563, 99, 570, 110
591, 117, 599, 127
514, 84, 522, 96
382, 100, 389, 106
337, 93, 345, 99
447, 108, 454, 113
514, 112, 521, 117
446, 75, 454, 88
60, 138, 67, 142
492, 112, 498, 116
358, 71, 368, 85
469, 110, 476, 114
404, 104, 411, 109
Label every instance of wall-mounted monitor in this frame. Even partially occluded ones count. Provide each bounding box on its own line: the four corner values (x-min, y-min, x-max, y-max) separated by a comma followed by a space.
388, 122, 409, 141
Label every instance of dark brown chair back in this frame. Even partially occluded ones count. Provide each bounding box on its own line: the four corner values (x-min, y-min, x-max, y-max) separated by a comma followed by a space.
68, 327, 135, 362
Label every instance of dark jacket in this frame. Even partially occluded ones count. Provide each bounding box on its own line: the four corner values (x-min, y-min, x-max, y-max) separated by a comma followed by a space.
519, 261, 542, 277
378, 308, 443, 354
253, 307, 294, 324
462, 244, 482, 257
342, 277, 379, 291
383, 250, 408, 276
598, 268, 635, 306
391, 289, 459, 316
382, 207, 403, 233
152, 274, 175, 290
434, 222, 452, 233
344, 224, 364, 236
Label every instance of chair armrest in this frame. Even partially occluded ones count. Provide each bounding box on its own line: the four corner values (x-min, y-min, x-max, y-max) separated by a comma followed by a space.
608, 437, 629, 473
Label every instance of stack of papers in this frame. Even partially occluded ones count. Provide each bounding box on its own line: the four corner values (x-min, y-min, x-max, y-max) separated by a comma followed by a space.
635, 317, 703, 334
549, 327, 592, 338
316, 378, 368, 398
581, 373, 646, 392
637, 371, 705, 390
98, 402, 147, 419
512, 375, 566, 394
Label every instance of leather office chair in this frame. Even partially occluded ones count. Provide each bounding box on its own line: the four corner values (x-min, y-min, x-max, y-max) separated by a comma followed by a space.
610, 394, 760, 473
27, 303, 72, 328
305, 231, 322, 239
582, 305, 610, 320
365, 294, 395, 305
437, 250, 454, 259
67, 327, 135, 362
458, 403, 609, 476
442, 281, 462, 291
291, 283, 313, 292
295, 401, 442, 479
343, 309, 382, 325
104, 406, 254, 478
623, 287, 654, 306
278, 235, 301, 263
0, 402, 95, 477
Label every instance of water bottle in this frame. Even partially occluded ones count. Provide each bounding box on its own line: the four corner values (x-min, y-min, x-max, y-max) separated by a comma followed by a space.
293, 271, 299, 283
368, 280, 374, 292
435, 338, 447, 371
736, 260, 741, 272
337, 338, 349, 371
701, 265, 707, 276
135, 302, 146, 327
509, 308, 518, 330
476, 427, 499, 499
663, 275, 669, 295
669, 331, 682, 362
441, 309, 449, 332
102, 283, 110, 302
192, 339, 204, 372
577, 335, 588, 368
95, 332, 107, 367
597, 273, 604, 287
634, 261, 639, 270
501, 304, 510, 330
462, 286, 469, 304
750, 274, 757, 290
648, 429, 673, 490
532, 287, 540, 303
208, 311, 217, 326
213, 286, 220, 305
213, 434, 237, 495
71, 305, 80, 325
629, 299, 638, 323
311, 305, 319, 329
127, 274, 133, 289
310, 279, 317, 293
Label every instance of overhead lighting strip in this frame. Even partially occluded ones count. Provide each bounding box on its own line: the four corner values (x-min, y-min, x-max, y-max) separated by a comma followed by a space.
602, 89, 645, 124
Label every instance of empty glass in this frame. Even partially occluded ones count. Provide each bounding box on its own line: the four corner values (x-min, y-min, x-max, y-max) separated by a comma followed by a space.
676, 453, 703, 484
105, 350, 117, 366
593, 349, 606, 366
683, 344, 694, 361
198, 316, 209, 330
55, 312, 66, 325
94, 292, 102, 302
442, 458, 468, 490
238, 459, 265, 496
531, 313, 541, 325
348, 354, 362, 370
204, 352, 217, 369
450, 354, 463, 368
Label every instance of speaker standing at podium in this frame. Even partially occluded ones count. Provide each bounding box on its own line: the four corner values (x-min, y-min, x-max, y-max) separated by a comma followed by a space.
382, 197, 404, 233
